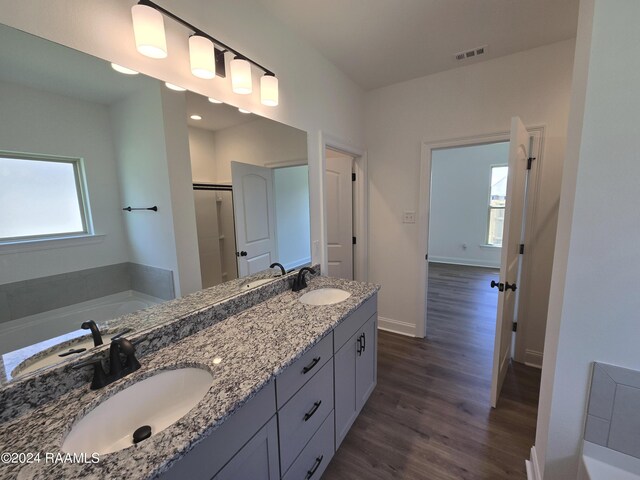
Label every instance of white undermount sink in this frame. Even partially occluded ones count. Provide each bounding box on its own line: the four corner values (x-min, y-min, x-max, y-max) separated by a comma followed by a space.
61, 368, 213, 455
299, 288, 351, 306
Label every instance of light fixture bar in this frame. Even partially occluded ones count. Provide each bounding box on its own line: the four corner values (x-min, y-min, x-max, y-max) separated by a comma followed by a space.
136, 0, 275, 78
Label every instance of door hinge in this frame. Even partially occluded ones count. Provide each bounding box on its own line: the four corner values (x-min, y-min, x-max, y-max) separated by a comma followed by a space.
425, 254, 428, 260
352, 236, 356, 245
519, 244, 525, 254
527, 157, 536, 170
512, 322, 518, 332
352, 173, 356, 181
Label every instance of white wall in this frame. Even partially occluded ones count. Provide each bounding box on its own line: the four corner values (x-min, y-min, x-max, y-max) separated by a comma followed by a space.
189, 126, 217, 184
274, 165, 311, 270
110, 82, 180, 290
534, 1, 640, 478
365, 40, 575, 357
0, 79, 129, 284
211, 118, 307, 184
429, 142, 509, 268
0, 0, 366, 272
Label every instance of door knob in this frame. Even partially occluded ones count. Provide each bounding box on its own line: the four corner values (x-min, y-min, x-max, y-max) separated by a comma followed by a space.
236, 251, 248, 257
505, 282, 517, 291
490, 280, 505, 292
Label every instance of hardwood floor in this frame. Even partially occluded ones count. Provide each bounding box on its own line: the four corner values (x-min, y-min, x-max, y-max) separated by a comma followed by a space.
323, 263, 541, 479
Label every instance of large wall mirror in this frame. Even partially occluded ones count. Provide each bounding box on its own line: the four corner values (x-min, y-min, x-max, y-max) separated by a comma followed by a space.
0, 23, 310, 383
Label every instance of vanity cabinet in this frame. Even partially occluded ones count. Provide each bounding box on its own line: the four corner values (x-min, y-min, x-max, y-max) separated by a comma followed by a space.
162, 293, 377, 480
334, 297, 378, 448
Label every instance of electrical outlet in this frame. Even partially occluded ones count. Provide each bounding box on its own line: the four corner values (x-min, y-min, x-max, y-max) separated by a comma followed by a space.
403, 211, 416, 224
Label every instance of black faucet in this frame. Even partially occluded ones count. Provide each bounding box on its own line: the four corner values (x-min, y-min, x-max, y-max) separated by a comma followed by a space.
74, 337, 141, 390
81, 320, 103, 346
270, 262, 286, 276
292, 267, 316, 292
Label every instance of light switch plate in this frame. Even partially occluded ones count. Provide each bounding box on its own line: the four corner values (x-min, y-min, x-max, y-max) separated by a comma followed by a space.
403, 211, 416, 224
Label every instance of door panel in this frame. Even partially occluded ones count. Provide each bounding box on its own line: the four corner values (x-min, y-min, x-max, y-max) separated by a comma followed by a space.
334, 335, 357, 448
231, 162, 277, 277
326, 154, 353, 279
490, 117, 530, 408
355, 316, 377, 408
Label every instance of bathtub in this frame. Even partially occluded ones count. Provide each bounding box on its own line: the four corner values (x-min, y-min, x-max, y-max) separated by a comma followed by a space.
0, 290, 162, 379
579, 441, 640, 480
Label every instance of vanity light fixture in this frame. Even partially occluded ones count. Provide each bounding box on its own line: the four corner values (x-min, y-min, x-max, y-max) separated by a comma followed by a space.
111, 63, 139, 75
189, 35, 216, 79
190, 114, 202, 120
208, 97, 223, 104
230, 57, 252, 95
165, 82, 186, 91
132, 0, 278, 106
131, 4, 167, 59
260, 73, 279, 106
238, 108, 251, 114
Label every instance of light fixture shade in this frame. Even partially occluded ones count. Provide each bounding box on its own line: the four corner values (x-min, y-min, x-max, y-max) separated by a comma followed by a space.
189, 35, 216, 79
132, 5, 167, 59
260, 74, 279, 106
208, 97, 223, 104
111, 63, 139, 75
230, 58, 252, 94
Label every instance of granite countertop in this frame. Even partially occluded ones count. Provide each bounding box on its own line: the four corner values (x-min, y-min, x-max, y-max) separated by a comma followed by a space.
1, 276, 379, 480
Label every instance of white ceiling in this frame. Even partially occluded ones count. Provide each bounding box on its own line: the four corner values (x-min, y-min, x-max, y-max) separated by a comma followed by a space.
256, 0, 580, 90
186, 93, 257, 132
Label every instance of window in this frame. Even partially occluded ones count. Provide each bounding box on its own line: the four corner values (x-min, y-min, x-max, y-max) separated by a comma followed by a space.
487, 165, 508, 246
0, 153, 90, 242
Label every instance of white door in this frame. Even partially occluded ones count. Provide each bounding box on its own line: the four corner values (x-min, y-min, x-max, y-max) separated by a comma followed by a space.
231, 161, 277, 277
490, 117, 530, 408
326, 153, 353, 279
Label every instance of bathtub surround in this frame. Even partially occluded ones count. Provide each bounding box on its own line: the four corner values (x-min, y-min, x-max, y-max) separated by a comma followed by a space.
584, 363, 640, 459
0, 272, 377, 480
0, 262, 174, 324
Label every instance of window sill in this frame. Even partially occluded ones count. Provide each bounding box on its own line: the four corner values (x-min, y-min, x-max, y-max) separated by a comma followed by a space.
0, 234, 105, 254
480, 244, 502, 249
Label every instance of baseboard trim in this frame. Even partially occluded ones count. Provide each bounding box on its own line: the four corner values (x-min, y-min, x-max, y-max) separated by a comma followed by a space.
526, 446, 541, 480
429, 256, 500, 269
525, 350, 543, 369
378, 316, 416, 337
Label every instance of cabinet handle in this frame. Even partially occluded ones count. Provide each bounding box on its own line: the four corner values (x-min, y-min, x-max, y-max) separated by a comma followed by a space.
303, 401, 322, 421
302, 357, 321, 374
361, 332, 366, 353
356, 335, 362, 356
304, 455, 324, 479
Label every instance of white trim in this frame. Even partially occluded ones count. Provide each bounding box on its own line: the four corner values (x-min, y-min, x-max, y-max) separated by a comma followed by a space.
264, 158, 308, 168
526, 446, 542, 480
378, 316, 416, 337
0, 234, 105, 254
524, 349, 544, 369
319, 132, 369, 282
429, 257, 500, 269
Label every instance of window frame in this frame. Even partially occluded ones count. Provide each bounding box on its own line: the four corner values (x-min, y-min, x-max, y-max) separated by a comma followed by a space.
0, 151, 93, 244
486, 163, 508, 247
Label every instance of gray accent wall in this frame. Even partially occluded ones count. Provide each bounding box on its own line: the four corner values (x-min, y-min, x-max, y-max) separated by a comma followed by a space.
0, 263, 174, 323
585, 362, 640, 459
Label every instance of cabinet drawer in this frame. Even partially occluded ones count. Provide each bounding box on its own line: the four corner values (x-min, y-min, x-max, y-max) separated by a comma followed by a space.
333, 295, 377, 352
282, 411, 334, 480
278, 359, 334, 473
276, 333, 333, 408
160, 381, 276, 480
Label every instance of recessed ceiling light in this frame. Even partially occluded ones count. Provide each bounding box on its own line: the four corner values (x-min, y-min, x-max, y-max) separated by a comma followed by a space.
190, 114, 202, 120
208, 97, 223, 104
165, 82, 186, 91
111, 63, 139, 75
238, 108, 251, 114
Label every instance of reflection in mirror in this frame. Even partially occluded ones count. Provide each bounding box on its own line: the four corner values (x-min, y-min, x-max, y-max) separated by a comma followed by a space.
0, 24, 310, 382
186, 94, 311, 288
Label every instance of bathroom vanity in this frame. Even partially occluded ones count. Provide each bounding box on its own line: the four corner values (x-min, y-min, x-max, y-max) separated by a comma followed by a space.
0, 275, 379, 480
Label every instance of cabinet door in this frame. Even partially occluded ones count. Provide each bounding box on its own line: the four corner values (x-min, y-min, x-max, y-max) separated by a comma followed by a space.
334, 333, 358, 449
356, 316, 377, 410
214, 416, 280, 480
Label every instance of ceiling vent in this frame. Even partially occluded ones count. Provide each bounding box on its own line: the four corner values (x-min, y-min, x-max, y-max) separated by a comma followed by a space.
454, 45, 487, 62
